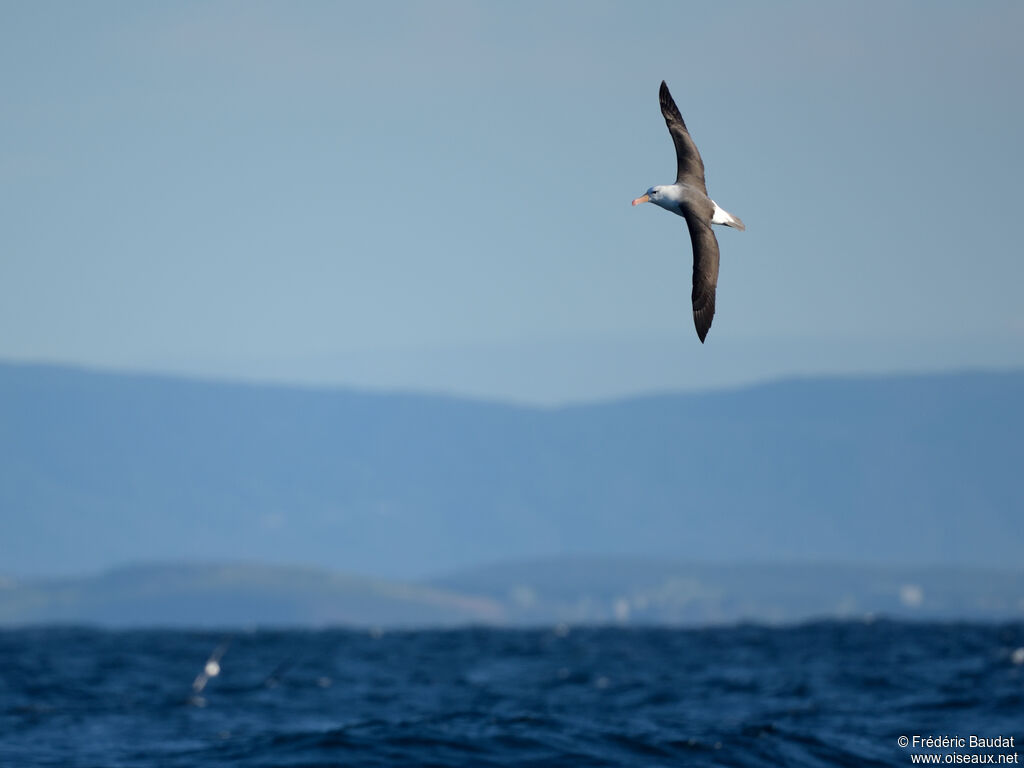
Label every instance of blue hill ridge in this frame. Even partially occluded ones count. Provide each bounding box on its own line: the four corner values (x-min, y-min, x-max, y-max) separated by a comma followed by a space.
1, 362, 1021, 580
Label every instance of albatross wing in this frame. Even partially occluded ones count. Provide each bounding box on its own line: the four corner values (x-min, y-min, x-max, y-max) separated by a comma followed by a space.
685, 216, 720, 343
659, 81, 707, 192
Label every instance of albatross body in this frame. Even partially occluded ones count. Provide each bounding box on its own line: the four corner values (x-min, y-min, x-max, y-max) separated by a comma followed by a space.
632, 81, 745, 343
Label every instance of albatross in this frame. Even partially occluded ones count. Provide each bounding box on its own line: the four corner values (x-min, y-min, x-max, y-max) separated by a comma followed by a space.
632, 81, 745, 343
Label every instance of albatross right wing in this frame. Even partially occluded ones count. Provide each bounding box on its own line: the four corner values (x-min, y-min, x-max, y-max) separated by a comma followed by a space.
685, 216, 720, 343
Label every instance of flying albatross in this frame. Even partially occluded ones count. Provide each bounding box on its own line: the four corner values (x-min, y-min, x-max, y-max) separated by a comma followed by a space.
632, 81, 745, 343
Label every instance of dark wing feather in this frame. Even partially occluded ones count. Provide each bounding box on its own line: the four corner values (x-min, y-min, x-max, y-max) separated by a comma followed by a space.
684, 215, 720, 343
660, 81, 707, 192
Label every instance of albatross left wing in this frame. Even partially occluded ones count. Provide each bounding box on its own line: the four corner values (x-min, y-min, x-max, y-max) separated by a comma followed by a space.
660, 81, 707, 193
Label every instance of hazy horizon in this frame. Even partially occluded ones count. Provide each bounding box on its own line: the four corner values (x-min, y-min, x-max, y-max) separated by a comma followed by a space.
2, 352, 1023, 408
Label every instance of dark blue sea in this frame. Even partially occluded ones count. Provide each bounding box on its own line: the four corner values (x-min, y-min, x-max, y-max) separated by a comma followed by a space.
2, 622, 1022, 767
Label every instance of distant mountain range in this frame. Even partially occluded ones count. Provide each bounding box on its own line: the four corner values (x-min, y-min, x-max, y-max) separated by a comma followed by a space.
1, 362, 1022, 581
0, 562, 501, 628
1, 559, 1021, 627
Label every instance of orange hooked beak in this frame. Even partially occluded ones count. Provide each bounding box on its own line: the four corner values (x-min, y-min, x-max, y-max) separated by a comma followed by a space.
631, 194, 650, 206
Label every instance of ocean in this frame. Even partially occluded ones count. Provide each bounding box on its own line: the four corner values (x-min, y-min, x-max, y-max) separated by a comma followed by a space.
2, 621, 1022, 767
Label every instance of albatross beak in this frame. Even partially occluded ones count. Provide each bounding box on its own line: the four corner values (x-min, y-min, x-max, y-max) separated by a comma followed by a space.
631, 194, 650, 206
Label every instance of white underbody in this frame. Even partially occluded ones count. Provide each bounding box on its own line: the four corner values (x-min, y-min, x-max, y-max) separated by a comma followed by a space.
647, 184, 744, 229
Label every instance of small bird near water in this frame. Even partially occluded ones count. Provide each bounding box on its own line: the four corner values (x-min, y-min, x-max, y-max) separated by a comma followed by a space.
632, 81, 745, 343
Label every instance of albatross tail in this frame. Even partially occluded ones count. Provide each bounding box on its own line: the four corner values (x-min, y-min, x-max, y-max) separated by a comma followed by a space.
711, 201, 745, 231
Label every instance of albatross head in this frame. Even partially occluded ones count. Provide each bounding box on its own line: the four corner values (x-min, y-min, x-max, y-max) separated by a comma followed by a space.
631, 185, 669, 207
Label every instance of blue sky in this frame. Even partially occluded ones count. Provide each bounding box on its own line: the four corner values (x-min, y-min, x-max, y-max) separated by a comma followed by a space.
2, 1, 1022, 403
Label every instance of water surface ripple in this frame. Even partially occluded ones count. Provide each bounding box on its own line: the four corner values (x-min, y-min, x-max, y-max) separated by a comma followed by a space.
2, 622, 1022, 766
